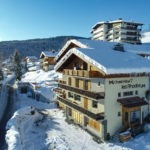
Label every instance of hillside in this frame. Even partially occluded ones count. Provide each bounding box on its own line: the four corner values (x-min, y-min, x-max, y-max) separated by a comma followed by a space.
0, 36, 87, 59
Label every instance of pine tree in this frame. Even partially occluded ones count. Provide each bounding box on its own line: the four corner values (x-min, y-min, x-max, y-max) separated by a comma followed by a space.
0, 51, 4, 80
13, 50, 22, 80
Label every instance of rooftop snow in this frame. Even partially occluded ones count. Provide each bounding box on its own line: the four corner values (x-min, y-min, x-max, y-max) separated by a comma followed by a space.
56, 39, 150, 62
92, 19, 143, 29
40, 51, 58, 58
77, 39, 150, 54
26, 56, 38, 59
55, 39, 87, 61
55, 39, 150, 74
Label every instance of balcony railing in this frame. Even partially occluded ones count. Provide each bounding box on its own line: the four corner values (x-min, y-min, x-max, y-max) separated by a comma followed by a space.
57, 96, 104, 120
58, 83, 104, 99
58, 80, 66, 84
63, 69, 101, 78
53, 87, 63, 94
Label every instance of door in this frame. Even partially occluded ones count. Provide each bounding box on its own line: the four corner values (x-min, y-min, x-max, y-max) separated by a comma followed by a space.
122, 106, 141, 129
130, 110, 141, 123
84, 97, 88, 109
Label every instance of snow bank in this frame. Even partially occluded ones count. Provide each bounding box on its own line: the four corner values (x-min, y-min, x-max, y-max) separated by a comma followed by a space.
21, 69, 61, 83
6, 107, 44, 150
6, 107, 70, 150
142, 32, 150, 43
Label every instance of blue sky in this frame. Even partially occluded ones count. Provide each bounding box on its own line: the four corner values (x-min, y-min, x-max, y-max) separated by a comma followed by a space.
0, 0, 149, 41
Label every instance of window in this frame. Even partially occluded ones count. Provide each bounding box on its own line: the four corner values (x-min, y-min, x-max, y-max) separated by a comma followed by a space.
84, 80, 89, 90
74, 62, 81, 70
118, 112, 121, 116
68, 107, 72, 116
118, 92, 121, 97
92, 101, 98, 108
68, 92, 73, 98
76, 79, 79, 88
74, 94, 81, 101
135, 90, 138, 95
88, 118, 100, 131
123, 91, 133, 97
125, 112, 128, 121
68, 77, 71, 86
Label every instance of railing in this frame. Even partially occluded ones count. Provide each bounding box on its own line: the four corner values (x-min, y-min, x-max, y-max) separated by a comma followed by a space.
57, 96, 104, 120
63, 69, 101, 78
58, 83, 104, 99
53, 87, 63, 94
58, 80, 66, 84
121, 38, 141, 43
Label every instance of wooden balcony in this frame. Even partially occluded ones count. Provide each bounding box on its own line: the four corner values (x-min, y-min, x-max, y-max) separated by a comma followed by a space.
57, 96, 104, 120
58, 80, 66, 84
63, 69, 101, 78
53, 87, 63, 94
58, 83, 104, 100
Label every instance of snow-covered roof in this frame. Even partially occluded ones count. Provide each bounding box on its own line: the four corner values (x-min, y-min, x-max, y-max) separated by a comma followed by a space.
109, 19, 143, 25
91, 21, 107, 29
55, 39, 150, 74
26, 56, 38, 60
92, 19, 143, 30
57, 38, 150, 57
55, 39, 87, 61
40, 51, 58, 58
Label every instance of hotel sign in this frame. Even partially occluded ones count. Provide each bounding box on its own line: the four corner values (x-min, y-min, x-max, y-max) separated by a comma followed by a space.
109, 79, 146, 89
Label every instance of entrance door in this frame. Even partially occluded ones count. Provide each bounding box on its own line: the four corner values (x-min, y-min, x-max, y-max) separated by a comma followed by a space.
84, 97, 88, 109
130, 110, 141, 123
122, 106, 141, 129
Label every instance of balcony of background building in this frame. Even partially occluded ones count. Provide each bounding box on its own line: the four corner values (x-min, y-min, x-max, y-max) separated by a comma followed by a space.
121, 38, 141, 44
93, 27, 103, 34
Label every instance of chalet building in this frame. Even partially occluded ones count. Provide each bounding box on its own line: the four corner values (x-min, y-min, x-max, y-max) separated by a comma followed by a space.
40, 51, 57, 71
54, 39, 150, 140
91, 18, 143, 44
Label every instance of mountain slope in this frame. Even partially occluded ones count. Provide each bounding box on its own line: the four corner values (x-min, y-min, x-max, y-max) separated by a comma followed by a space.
0, 36, 87, 59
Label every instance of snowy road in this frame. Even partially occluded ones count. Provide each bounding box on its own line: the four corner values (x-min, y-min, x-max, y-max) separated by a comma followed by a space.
0, 79, 16, 149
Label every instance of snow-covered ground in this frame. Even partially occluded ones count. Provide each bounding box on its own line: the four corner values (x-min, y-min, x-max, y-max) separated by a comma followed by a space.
21, 69, 61, 100
142, 31, 150, 43
5, 68, 150, 150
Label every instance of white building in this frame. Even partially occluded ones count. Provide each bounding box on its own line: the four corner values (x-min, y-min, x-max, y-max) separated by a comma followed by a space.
91, 19, 143, 44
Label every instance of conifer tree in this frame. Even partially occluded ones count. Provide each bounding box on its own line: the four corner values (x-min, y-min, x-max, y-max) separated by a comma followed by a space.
0, 51, 4, 80
13, 50, 22, 80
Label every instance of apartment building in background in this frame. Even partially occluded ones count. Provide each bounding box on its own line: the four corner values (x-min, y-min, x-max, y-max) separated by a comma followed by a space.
91, 18, 143, 44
